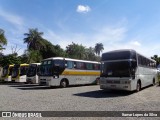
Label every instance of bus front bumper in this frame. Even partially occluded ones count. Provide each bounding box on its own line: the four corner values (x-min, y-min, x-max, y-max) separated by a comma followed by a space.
39, 78, 51, 86
100, 84, 131, 91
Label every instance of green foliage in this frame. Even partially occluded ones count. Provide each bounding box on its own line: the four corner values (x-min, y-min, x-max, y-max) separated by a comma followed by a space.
18, 53, 28, 63
151, 55, 160, 66
24, 28, 45, 51
0, 54, 21, 67
66, 42, 100, 61
94, 43, 104, 56
54, 45, 67, 57
0, 28, 7, 51
85, 47, 97, 61
25, 50, 42, 63
66, 42, 87, 59
39, 39, 57, 59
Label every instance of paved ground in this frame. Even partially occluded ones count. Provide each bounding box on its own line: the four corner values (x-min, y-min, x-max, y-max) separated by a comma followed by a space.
0, 82, 160, 120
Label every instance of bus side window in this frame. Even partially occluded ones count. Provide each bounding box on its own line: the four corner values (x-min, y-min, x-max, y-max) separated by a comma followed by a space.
75, 62, 85, 70
86, 63, 93, 70
66, 61, 74, 69
94, 64, 100, 70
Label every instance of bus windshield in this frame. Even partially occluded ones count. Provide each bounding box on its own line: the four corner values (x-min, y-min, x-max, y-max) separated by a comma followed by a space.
40, 60, 53, 76
101, 61, 133, 77
2, 66, 8, 77
12, 67, 19, 78
39, 59, 64, 76
20, 66, 29, 76
27, 65, 37, 77
9, 67, 13, 75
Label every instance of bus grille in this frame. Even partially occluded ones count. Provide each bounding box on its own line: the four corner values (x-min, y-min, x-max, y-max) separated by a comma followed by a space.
40, 79, 46, 85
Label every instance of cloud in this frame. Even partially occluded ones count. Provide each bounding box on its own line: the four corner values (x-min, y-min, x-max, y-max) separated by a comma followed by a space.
43, 25, 127, 51
93, 27, 127, 44
44, 25, 159, 58
130, 41, 141, 46
0, 7, 28, 55
76, 5, 91, 13
0, 7, 24, 27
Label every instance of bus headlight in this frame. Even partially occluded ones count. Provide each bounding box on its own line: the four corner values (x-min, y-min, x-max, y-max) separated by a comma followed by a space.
53, 75, 59, 79
122, 81, 131, 84
125, 81, 131, 84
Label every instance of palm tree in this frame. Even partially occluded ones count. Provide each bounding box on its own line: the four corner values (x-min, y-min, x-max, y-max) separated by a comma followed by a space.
24, 28, 45, 50
0, 29, 7, 50
94, 43, 104, 56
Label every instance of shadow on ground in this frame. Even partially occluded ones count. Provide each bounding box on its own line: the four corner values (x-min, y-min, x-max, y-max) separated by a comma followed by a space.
8, 84, 98, 90
73, 89, 134, 98
73, 84, 157, 98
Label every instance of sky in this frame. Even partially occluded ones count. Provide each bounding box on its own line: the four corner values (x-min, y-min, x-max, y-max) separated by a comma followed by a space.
1, 0, 160, 57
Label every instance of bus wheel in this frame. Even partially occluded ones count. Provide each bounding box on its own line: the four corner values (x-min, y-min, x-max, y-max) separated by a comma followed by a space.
60, 79, 68, 88
96, 78, 100, 85
152, 79, 155, 86
136, 81, 141, 92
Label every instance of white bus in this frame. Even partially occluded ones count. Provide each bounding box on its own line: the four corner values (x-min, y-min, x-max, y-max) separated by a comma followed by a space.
39, 57, 100, 87
1, 65, 14, 81
12, 64, 29, 82
26, 63, 40, 84
100, 49, 157, 92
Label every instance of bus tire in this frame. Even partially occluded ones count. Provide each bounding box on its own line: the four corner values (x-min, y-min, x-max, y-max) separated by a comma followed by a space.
136, 81, 141, 92
60, 79, 68, 88
152, 78, 155, 86
96, 77, 100, 85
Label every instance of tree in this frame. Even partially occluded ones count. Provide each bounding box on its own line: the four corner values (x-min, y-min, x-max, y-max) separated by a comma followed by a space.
11, 44, 21, 54
54, 44, 66, 57
66, 42, 87, 59
39, 39, 57, 59
151, 55, 160, 66
0, 29, 7, 51
0, 54, 21, 67
25, 50, 42, 63
85, 47, 98, 61
23, 28, 45, 51
94, 43, 104, 56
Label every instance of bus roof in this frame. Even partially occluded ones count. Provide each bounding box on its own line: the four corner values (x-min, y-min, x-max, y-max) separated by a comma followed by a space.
102, 49, 136, 54
20, 63, 29, 66
3, 64, 14, 68
102, 49, 156, 63
42, 57, 100, 64
29, 63, 41, 65
9, 64, 14, 67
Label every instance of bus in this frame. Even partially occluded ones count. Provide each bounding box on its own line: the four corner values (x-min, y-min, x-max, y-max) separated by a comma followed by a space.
39, 57, 100, 87
1, 65, 14, 81
12, 63, 29, 82
26, 63, 40, 84
100, 49, 157, 92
